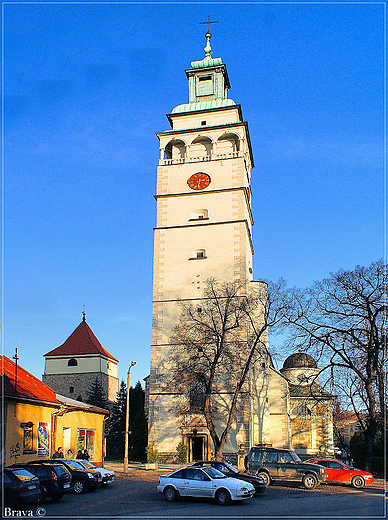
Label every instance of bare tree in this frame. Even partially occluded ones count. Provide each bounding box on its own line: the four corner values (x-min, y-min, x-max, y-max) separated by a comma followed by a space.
162, 278, 287, 461
282, 260, 386, 471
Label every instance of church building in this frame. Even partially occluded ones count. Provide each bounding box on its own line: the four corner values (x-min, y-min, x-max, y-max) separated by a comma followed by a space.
42, 314, 119, 407
147, 28, 334, 462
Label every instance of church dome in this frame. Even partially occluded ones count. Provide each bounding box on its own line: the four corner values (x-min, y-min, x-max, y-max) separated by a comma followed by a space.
282, 352, 317, 369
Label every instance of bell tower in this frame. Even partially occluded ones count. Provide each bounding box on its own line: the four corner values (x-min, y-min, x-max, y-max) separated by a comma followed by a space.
148, 29, 255, 459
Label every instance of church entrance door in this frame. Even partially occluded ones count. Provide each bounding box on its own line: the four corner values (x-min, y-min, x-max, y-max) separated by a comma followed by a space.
190, 436, 204, 461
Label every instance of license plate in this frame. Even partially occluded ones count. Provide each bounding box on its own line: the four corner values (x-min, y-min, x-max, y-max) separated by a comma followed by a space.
28, 485, 36, 490
63, 484, 70, 488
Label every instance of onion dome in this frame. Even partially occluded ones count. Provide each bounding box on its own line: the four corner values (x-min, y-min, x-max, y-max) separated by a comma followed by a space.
282, 352, 317, 370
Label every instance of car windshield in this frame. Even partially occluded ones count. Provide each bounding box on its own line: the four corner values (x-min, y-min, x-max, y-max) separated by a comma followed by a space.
291, 452, 302, 462
202, 467, 225, 479
11, 469, 36, 481
78, 460, 95, 469
65, 460, 85, 470
222, 462, 237, 473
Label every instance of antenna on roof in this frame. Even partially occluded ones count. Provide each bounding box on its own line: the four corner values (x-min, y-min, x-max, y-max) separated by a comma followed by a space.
82, 304, 86, 322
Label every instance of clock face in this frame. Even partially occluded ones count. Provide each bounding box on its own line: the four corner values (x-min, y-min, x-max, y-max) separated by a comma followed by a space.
187, 172, 211, 191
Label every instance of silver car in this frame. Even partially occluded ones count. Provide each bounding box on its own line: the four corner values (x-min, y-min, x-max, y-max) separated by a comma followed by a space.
157, 465, 255, 505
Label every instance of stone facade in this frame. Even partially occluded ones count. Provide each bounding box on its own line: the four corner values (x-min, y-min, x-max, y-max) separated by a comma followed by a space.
42, 371, 116, 404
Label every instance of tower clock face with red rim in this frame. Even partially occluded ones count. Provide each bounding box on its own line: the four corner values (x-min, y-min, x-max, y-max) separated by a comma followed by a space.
187, 172, 211, 190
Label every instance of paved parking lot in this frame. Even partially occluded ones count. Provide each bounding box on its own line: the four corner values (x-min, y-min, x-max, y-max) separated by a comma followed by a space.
3, 464, 386, 519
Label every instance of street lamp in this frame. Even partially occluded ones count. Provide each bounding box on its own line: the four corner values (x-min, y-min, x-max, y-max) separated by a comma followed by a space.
124, 361, 136, 473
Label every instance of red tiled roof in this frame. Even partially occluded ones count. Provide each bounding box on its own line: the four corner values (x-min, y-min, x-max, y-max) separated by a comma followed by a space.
44, 320, 118, 362
1, 356, 60, 404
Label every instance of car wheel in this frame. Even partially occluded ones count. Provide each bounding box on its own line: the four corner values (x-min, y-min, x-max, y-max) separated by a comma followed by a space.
215, 488, 231, 506
351, 476, 365, 488
52, 494, 64, 502
163, 486, 178, 502
302, 474, 318, 490
73, 480, 85, 494
257, 471, 271, 486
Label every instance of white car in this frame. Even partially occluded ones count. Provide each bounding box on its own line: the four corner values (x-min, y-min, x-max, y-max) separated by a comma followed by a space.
75, 460, 115, 485
157, 465, 255, 505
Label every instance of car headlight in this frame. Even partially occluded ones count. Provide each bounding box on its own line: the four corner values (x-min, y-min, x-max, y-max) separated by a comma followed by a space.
240, 487, 248, 492
320, 468, 325, 474
87, 472, 94, 478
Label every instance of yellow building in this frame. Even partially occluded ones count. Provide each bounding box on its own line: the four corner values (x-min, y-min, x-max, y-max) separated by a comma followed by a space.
2, 356, 109, 467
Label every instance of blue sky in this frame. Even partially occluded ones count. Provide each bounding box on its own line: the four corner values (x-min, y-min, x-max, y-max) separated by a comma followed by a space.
4, 2, 385, 387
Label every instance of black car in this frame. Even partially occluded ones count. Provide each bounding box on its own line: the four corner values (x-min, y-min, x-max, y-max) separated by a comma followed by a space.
9, 463, 73, 503
28, 459, 102, 494
2, 468, 42, 506
192, 461, 266, 494
245, 446, 327, 489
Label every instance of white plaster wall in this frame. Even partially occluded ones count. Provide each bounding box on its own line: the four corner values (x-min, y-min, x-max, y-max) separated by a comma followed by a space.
158, 191, 251, 228
44, 356, 106, 374
171, 108, 241, 131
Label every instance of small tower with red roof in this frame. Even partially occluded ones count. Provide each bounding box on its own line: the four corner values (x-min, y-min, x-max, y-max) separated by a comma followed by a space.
42, 313, 119, 406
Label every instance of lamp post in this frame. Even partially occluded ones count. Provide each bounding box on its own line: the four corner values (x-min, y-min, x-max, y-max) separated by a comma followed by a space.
124, 361, 136, 473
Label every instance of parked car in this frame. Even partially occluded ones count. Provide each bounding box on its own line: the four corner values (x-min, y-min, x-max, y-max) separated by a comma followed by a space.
157, 465, 255, 505
305, 458, 374, 488
2, 468, 42, 506
245, 446, 327, 489
74, 459, 115, 486
192, 461, 266, 494
9, 462, 73, 503
28, 459, 102, 494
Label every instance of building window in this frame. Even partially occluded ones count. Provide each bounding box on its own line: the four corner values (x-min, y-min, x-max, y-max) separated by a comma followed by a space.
201, 121, 206, 126
69, 386, 74, 394
77, 429, 95, 459
189, 248, 207, 260
189, 380, 206, 412
190, 209, 209, 221
68, 358, 78, 366
22, 425, 34, 454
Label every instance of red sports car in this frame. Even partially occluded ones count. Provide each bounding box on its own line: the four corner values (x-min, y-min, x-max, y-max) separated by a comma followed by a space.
306, 458, 374, 488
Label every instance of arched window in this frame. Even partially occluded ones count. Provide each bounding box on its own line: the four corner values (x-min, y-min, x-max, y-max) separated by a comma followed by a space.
189, 380, 206, 412
190, 209, 209, 221
164, 139, 186, 160
189, 136, 212, 159
68, 358, 78, 367
216, 133, 240, 155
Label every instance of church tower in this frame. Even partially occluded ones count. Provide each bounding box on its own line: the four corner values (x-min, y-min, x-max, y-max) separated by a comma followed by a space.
43, 314, 119, 407
148, 28, 257, 461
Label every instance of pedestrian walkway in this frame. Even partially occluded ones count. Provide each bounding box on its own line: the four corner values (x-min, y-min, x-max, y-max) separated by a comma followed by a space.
104, 461, 180, 474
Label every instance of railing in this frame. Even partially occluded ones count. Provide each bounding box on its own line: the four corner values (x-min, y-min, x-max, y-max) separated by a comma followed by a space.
159, 151, 243, 166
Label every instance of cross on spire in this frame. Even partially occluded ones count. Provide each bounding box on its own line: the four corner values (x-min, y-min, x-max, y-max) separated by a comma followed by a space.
200, 15, 218, 34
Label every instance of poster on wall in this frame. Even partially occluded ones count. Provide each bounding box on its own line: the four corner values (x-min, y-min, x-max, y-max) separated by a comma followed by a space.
37, 422, 49, 457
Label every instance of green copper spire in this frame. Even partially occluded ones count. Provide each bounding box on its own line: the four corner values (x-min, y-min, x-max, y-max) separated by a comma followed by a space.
171, 18, 235, 114
204, 31, 212, 57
